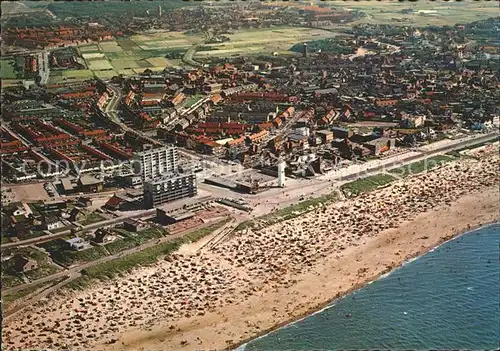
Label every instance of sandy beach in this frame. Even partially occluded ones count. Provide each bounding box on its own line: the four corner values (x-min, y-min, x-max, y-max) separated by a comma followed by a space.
2, 152, 499, 350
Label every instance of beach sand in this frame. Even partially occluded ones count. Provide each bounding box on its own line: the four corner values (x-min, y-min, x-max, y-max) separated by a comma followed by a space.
2, 153, 499, 351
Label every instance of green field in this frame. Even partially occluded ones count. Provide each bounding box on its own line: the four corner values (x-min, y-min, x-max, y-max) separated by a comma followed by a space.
1, 59, 19, 79
184, 94, 204, 108
61, 69, 94, 78
341, 173, 397, 197
195, 27, 340, 58
79, 212, 106, 226
388, 155, 455, 178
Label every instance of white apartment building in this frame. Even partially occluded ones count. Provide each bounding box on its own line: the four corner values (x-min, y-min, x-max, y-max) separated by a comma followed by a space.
133, 146, 178, 181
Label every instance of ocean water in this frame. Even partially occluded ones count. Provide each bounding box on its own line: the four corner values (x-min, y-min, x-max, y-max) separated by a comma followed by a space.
243, 223, 500, 350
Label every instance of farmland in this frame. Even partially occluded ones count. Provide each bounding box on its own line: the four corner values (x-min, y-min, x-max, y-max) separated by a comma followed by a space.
328, 1, 500, 27
72, 31, 195, 78
195, 27, 340, 58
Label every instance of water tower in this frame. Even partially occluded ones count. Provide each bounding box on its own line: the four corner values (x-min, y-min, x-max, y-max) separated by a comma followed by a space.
277, 159, 286, 188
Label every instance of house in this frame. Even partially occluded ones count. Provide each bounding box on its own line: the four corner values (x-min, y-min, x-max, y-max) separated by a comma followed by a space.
8, 255, 38, 273
76, 197, 93, 207
123, 218, 148, 232
41, 199, 67, 213
92, 229, 117, 245
65, 237, 90, 251
12, 202, 31, 217
42, 215, 64, 231
69, 208, 86, 222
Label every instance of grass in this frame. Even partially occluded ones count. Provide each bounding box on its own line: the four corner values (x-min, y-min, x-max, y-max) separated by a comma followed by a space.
236, 192, 339, 231
2, 282, 50, 308
341, 173, 397, 197
52, 245, 109, 267
67, 220, 228, 290
0, 59, 19, 79
24, 264, 61, 281
79, 212, 106, 226
103, 237, 138, 255
38, 239, 108, 267
0, 274, 25, 289
184, 94, 204, 108
388, 155, 455, 178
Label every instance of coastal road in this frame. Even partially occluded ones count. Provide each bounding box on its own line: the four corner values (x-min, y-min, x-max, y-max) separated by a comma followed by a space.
234, 132, 499, 214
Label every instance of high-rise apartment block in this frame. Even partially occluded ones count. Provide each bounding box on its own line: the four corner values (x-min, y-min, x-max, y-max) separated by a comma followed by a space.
144, 173, 197, 208
134, 146, 197, 208
133, 146, 178, 181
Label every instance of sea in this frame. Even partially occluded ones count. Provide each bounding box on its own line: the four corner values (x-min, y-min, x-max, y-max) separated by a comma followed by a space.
240, 222, 500, 351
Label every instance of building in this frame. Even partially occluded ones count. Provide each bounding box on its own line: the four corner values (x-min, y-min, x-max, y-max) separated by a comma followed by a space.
363, 137, 396, 155
77, 175, 103, 193
331, 127, 353, 139
143, 172, 197, 208
7, 255, 38, 273
65, 237, 90, 251
133, 146, 178, 181
123, 218, 148, 232
317, 130, 334, 144
43, 216, 64, 231
65, 237, 91, 251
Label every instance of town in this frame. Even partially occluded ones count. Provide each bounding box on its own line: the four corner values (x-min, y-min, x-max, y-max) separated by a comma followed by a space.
1, 1, 499, 350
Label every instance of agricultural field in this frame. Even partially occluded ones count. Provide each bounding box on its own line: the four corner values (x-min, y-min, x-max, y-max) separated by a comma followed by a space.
78, 44, 101, 53
60, 69, 94, 78
328, 1, 499, 27
86, 59, 114, 71
195, 27, 339, 58
129, 31, 198, 51
76, 33, 189, 78
99, 41, 123, 53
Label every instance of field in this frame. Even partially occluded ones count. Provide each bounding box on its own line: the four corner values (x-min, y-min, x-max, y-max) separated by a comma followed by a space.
0, 59, 19, 79
328, 1, 499, 27
75, 33, 192, 79
99, 41, 123, 53
195, 27, 339, 58
86, 59, 114, 71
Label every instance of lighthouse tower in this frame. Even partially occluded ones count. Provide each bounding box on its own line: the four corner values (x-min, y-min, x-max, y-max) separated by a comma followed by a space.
277, 160, 286, 188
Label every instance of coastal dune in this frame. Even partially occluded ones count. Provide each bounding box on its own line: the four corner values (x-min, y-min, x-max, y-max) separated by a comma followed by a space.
2, 153, 499, 351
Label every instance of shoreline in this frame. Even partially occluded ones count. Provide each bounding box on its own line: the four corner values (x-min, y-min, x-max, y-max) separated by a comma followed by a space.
232, 219, 500, 351
3, 153, 498, 351
106, 183, 498, 351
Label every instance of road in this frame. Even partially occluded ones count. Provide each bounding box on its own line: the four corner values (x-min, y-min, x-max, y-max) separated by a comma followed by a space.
38, 50, 50, 85
221, 132, 499, 216
182, 31, 212, 68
